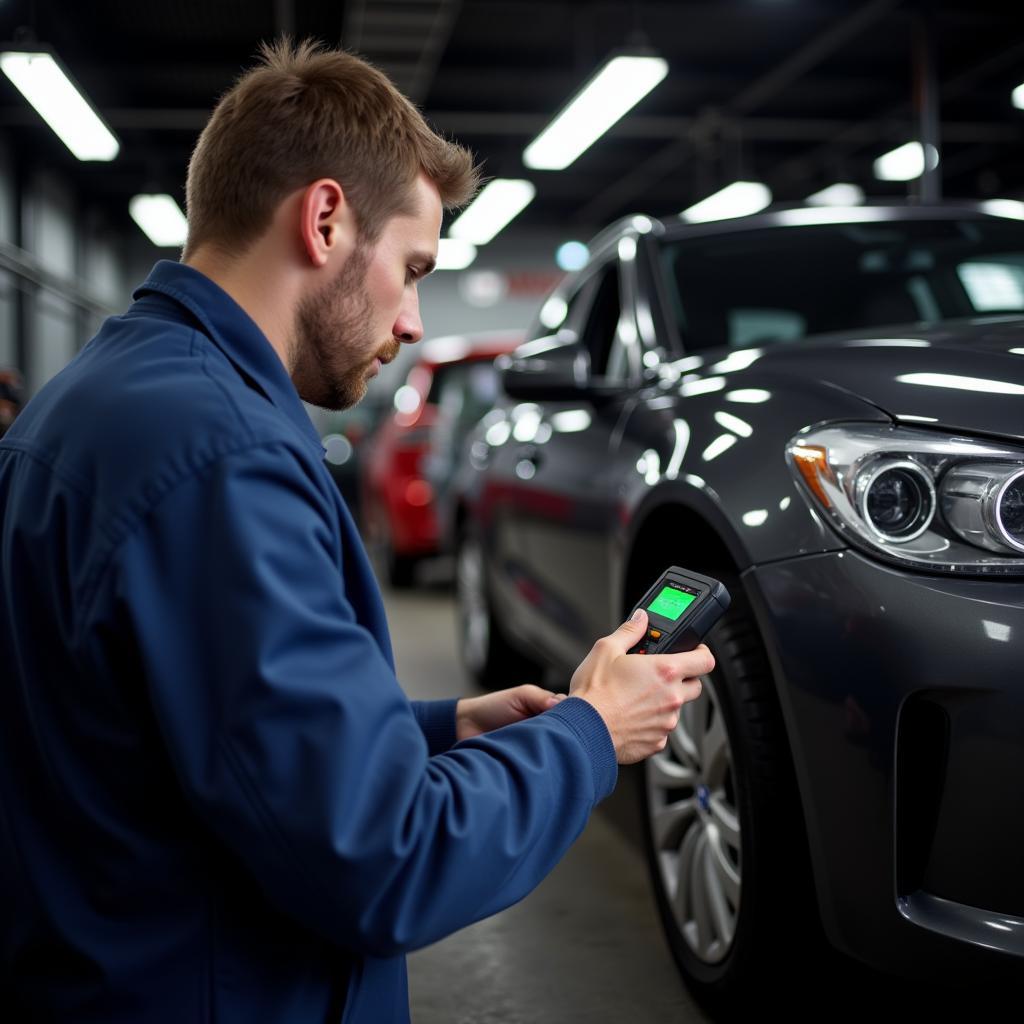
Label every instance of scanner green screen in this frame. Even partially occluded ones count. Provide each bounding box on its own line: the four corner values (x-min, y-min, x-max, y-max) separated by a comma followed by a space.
648, 586, 697, 621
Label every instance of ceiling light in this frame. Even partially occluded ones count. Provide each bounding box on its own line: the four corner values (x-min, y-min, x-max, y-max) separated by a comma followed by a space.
1013, 83, 1024, 110
524, 55, 668, 171
805, 183, 864, 206
873, 142, 938, 182
129, 194, 188, 247
448, 179, 535, 245
0, 50, 119, 161
436, 238, 477, 270
681, 181, 772, 223
981, 199, 1024, 221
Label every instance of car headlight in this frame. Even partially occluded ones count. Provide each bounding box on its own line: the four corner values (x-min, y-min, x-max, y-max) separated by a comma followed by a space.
787, 423, 1024, 574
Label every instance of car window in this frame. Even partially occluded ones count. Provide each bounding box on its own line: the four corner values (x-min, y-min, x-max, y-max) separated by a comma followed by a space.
533, 277, 591, 339
956, 258, 1024, 312
427, 360, 499, 429
660, 218, 1024, 351
577, 261, 624, 378
425, 359, 501, 486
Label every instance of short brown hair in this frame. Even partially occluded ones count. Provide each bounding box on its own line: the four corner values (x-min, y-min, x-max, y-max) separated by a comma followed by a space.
183, 38, 479, 257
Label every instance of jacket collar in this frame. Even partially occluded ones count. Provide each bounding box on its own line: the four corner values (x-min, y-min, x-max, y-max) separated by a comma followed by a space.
132, 260, 324, 454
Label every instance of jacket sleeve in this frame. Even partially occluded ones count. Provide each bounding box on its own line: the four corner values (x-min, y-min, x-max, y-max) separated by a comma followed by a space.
409, 699, 459, 755
102, 440, 617, 957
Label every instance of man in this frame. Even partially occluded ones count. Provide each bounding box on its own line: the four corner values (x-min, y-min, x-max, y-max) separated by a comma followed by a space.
0, 40, 711, 1022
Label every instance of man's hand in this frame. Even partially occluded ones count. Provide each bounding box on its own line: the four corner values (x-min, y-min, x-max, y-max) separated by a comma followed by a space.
569, 609, 713, 764
456, 685, 566, 741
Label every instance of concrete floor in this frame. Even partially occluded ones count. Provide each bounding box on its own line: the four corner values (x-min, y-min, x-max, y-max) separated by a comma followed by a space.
382, 563, 1004, 1023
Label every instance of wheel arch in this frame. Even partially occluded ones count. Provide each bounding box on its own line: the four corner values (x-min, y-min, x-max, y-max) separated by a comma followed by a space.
622, 493, 828, 934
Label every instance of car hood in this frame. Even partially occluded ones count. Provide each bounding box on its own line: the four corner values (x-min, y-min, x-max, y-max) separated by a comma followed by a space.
743, 317, 1024, 443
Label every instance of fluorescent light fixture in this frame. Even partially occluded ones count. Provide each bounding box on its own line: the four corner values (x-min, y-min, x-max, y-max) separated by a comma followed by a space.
436, 238, 477, 270
129, 194, 188, 247
0, 50, 119, 161
448, 179, 536, 245
805, 183, 864, 206
873, 141, 938, 182
681, 181, 772, 223
981, 199, 1024, 221
524, 55, 668, 170
1013, 83, 1024, 110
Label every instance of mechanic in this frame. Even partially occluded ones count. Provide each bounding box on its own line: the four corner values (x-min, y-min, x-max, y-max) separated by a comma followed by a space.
0, 40, 712, 1023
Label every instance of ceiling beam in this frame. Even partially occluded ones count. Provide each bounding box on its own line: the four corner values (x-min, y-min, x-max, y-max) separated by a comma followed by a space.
770, 37, 1024, 188
1, 107, 1014, 144
572, 0, 902, 226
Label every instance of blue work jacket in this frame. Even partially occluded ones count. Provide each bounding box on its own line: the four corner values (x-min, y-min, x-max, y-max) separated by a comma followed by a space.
0, 261, 617, 1023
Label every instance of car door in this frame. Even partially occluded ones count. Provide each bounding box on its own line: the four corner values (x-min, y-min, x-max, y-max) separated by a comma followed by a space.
507, 251, 643, 669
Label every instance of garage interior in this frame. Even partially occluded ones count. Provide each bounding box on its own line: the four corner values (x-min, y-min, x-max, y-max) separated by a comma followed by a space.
1, 1, 1022, 1020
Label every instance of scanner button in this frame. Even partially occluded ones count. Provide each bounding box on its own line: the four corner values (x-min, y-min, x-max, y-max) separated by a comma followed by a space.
649, 629, 662, 640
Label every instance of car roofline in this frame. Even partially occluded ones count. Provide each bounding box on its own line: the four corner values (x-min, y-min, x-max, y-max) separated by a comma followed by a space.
587, 201, 1017, 253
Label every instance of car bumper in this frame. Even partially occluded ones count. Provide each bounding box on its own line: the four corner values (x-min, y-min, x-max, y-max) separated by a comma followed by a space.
745, 548, 1024, 978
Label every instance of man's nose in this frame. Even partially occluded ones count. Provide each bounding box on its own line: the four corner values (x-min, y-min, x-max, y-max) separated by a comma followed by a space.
394, 293, 423, 344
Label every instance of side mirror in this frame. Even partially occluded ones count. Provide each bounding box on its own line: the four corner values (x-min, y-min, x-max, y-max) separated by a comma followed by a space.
497, 347, 630, 404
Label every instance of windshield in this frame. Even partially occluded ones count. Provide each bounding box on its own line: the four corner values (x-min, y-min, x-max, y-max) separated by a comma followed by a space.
659, 217, 1024, 352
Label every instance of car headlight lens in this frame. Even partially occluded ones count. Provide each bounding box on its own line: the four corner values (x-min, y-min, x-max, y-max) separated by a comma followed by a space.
787, 424, 1024, 574
942, 462, 1024, 554
857, 459, 935, 542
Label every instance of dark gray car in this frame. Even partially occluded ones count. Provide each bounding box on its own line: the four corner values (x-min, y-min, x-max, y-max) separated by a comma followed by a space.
452, 204, 1024, 1009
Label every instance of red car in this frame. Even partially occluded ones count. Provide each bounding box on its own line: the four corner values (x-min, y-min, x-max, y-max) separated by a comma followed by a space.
361, 331, 522, 587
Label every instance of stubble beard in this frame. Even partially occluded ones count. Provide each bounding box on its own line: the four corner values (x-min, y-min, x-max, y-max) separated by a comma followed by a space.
291, 248, 399, 411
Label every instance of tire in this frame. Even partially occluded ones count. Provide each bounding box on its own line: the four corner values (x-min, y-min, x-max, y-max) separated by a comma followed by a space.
383, 547, 418, 589
640, 581, 825, 1014
455, 527, 543, 689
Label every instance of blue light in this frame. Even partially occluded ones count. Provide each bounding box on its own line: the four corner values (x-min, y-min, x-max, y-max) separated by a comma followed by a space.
555, 240, 589, 271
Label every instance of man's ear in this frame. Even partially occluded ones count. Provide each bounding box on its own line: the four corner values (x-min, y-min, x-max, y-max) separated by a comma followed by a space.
299, 179, 356, 268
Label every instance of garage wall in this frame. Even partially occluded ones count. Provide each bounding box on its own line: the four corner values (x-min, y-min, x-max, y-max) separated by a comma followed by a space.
0, 136, 145, 397
370, 228, 569, 395
26, 171, 80, 392
419, 229, 566, 340
0, 140, 18, 370
0, 144, 572, 399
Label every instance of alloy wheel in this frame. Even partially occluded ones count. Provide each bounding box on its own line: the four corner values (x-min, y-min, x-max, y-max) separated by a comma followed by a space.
645, 674, 742, 965
456, 536, 489, 673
